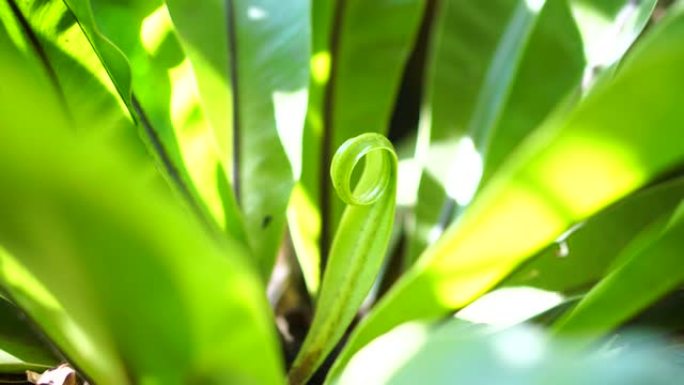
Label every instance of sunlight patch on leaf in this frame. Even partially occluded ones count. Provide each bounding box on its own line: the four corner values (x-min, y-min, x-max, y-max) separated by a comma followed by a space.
140, 4, 172, 56
1, 251, 61, 314
572, 0, 650, 67
428, 181, 569, 308
571, 0, 657, 90
59, 24, 123, 109
288, 185, 321, 295
169, 59, 199, 126
247, 6, 268, 21
428, 132, 646, 309
438, 181, 570, 269
524, 0, 546, 13
168, 58, 227, 228
530, 134, 645, 218
424, 136, 483, 207
273, 88, 308, 180
0, 349, 24, 368
334, 322, 429, 385
311, 51, 331, 85
397, 158, 420, 206
443, 136, 483, 206
398, 107, 433, 207
456, 287, 564, 328
427, 224, 445, 245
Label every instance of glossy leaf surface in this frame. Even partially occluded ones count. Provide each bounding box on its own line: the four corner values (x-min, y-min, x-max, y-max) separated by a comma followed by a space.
328, 6, 684, 381
504, 176, 684, 293
404, 0, 517, 265
554, 200, 684, 339
64, 0, 242, 242
165, 0, 310, 277
406, 0, 586, 264
289, 0, 425, 294
405, 0, 656, 265
0, 38, 283, 385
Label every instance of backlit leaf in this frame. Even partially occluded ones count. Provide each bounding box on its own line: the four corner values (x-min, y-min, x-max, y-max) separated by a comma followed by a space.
327, 5, 684, 381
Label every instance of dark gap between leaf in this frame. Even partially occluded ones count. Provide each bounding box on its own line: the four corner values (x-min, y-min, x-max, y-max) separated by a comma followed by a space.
387, 0, 436, 144
5, 0, 72, 121
319, 0, 348, 275
226, 0, 242, 206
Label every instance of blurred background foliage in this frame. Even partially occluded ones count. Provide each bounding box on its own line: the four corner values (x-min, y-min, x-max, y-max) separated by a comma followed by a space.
1, 0, 684, 384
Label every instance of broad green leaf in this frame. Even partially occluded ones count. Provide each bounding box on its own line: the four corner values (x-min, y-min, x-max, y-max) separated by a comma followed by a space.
1, 247, 127, 383
0, 37, 136, 383
478, 0, 586, 182
405, 0, 656, 266
469, 0, 549, 167
504, 176, 684, 293
64, 0, 243, 242
288, 134, 397, 385
165, 0, 310, 278
0, 39, 283, 385
404, 0, 517, 266
9, 0, 126, 122
553, 199, 684, 339
0, 296, 57, 373
0, 0, 155, 168
327, 6, 684, 381
289, 0, 425, 294
406, 0, 586, 265
333, 321, 684, 385
286, 0, 334, 296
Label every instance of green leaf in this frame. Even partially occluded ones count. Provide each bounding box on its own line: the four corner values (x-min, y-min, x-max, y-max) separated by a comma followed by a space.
0, 36, 132, 383
0, 296, 57, 373
553, 199, 684, 339
327, 5, 684, 381
503, 176, 684, 293
478, 0, 586, 182
0, 38, 283, 385
289, 0, 426, 294
404, 0, 518, 266
288, 133, 398, 385
469, 0, 550, 165
64, 0, 244, 243
405, 0, 656, 266
406, 0, 586, 265
332, 321, 684, 385
0, 0, 155, 168
569, 0, 657, 90
1, 248, 128, 383
165, 0, 310, 278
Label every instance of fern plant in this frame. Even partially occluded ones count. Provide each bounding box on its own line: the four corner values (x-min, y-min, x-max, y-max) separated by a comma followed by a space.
1, 0, 684, 384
